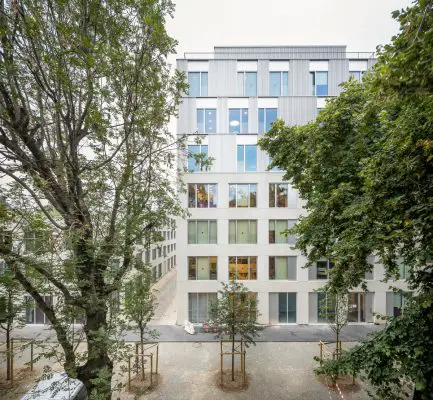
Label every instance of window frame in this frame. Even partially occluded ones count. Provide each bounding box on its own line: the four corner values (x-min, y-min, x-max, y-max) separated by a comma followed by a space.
237, 71, 257, 96
228, 220, 258, 244
196, 108, 216, 134
188, 71, 208, 96
269, 183, 297, 208
228, 256, 257, 280
188, 256, 218, 280
188, 292, 217, 323
258, 108, 278, 134
188, 183, 218, 208
310, 71, 328, 96
187, 144, 209, 172
268, 219, 297, 244
25, 295, 52, 324
229, 108, 249, 134
269, 256, 297, 280
187, 220, 217, 244
316, 259, 335, 280
269, 71, 289, 96
237, 144, 257, 172
228, 183, 257, 208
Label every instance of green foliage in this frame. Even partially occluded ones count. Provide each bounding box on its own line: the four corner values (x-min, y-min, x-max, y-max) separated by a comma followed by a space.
258, 1, 433, 397
209, 280, 262, 345
0, 0, 185, 398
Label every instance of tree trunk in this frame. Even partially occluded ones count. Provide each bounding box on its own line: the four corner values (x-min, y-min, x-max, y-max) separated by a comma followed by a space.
6, 326, 10, 381
140, 325, 145, 380
77, 307, 113, 400
231, 333, 235, 381
412, 389, 422, 400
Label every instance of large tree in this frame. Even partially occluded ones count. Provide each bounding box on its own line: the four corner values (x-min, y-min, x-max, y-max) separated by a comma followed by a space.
258, 1, 433, 398
0, 1, 185, 398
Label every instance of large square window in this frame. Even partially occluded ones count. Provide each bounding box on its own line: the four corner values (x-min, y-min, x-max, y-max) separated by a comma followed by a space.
188, 257, 217, 280
229, 220, 257, 244
188, 183, 217, 208
316, 259, 334, 279
269, 256, 297, 280
188, 220, 217, 244
269, 220, 296, 244
188, 293, 217, 323
228, 184, 257, 208
269, 183, 297, 208
228, 256, 257, 280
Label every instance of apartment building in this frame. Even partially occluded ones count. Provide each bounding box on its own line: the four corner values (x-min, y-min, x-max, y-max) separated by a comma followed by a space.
176, 46, 409, 326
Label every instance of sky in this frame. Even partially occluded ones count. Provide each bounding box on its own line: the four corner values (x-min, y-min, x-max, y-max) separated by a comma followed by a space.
167, 0, 413, 61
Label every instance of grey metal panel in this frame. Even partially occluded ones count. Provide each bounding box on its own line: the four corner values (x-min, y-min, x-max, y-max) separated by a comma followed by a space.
218, 98, 228, 133
290, 60, 310, 96
386, 292, 393, 316
309, 292, 318, 323
367, 58, 377, 69
257, 147, 269, 172
329, 59, 349, 96
212, 135, 237, 172
249, 98, 258, 134
308, 263, 317, 280
278, 97, 317, 126
366, 292, 374, 323
257, 60, 269, 97
208, 60, 237, 97
178, 98, 196, 135
214, 46, 347, 60
269, 293, 278, 324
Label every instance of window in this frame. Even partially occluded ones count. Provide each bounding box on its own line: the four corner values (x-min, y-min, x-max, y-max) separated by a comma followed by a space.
349, 71, 363, 82
229, 184, 257, 208
269, 183, 297, 208
163, 246, 167, 257
397, 260, 409, 280
237, 71, 257, 96
269, 256, 296, 280
188, 220, 217, 244
390, 292, 411, 317
229, 256, 257, 280
229, 108, 249, 134
269, 72, 288, 96
24, 229, 50, 254
316, 108, 324, 116
229, 220, 257, 244
25, 295, 52, 324
158, 263, 162, 277
348, 292, 366, 322
196, 109, 216, 133
188, 72, 208, 96
158, 247, 162, 257
188, 145, 209, 172
268, 156, 281, 172
188, 293, 217, 323
188, 257, 217, 280
278, 293, 296, 323
316, 259, 334, 279
317, 292, 336, 323
237, 145, 257, 172
188, 184, 217, 208
310, 71, 328, 96
258, 108, 277, 134
269, 220, 296, 244
152, 248, 156, 260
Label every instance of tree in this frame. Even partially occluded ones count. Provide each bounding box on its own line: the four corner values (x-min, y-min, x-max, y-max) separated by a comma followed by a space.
123, 267, 158, 379
258, 1, 433, 398
0, 262, 29, 381
209, 280, 262, 382
0, 1, 185, 398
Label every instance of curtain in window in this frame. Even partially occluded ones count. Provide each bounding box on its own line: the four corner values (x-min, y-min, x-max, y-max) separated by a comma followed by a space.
275, 257, 288, 279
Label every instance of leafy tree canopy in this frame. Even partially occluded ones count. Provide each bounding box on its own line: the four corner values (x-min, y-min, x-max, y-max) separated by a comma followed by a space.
258, 1, 433, 398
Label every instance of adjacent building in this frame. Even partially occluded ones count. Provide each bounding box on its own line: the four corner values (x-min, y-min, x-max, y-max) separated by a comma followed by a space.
176, 45, 409, 325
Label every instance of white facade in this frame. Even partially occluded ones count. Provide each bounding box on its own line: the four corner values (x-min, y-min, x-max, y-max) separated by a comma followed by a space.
176, 46, 408, 326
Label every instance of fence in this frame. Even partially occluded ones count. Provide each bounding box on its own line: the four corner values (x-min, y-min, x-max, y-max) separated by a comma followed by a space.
0, 338, 37, 383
